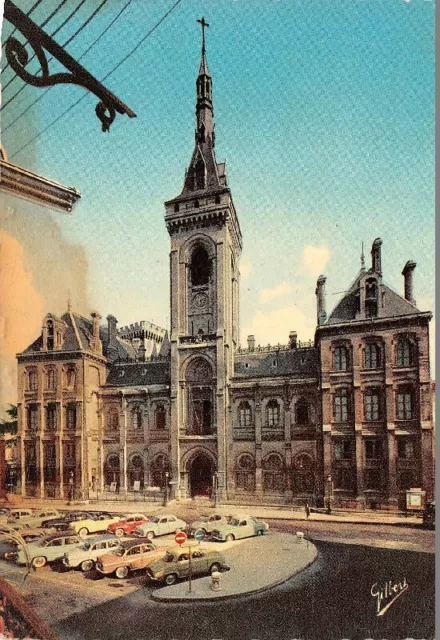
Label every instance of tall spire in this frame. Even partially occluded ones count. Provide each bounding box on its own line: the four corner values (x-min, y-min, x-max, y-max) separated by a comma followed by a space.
360, 242, 365, 271
181, 17, 222, 194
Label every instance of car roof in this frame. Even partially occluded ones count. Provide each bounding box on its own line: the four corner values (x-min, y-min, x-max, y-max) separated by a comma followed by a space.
165, 545, 214, 555
119, 513, 148, 519
41, 532, 80, 542
84, 535, 118, 544
119, 538, 156, 549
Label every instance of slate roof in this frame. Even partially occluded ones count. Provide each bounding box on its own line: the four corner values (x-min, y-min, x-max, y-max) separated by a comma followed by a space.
326, 271, 422, 326
233, 348, 319, 380
105, 361, 171, 387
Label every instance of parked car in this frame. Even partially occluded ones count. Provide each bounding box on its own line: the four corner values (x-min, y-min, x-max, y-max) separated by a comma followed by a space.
133, 515, 187, 540
95, 538, 164, 579
107, 514, 152, 537
211, 515, 269, 542
69, 513, 121, 537
41, 511, 94, 531
11, 509, 61, 530
9, 532, 83, 568
6, 509, 34, 524
423, 501, 435, 529
63, 535, 123, 572
146, 545, 228, 586
188, 514, 229, 537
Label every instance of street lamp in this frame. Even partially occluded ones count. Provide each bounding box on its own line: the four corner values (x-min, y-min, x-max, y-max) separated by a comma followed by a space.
213, 471, 218, 507
163, 471, 169, 507
326, 474, 333, 514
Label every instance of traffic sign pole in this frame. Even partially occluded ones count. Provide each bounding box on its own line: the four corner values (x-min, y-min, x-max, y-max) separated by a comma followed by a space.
188, 545, 192, 593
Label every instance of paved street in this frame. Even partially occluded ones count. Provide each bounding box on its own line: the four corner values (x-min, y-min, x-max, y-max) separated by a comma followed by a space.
54, 540, 434, 640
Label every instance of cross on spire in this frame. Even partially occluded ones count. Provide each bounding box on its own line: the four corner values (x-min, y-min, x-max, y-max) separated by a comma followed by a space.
197, 17, 209, 54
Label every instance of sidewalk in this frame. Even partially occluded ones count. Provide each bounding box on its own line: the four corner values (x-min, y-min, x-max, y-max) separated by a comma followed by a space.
2, 494, 422, 527
151, 532, 318, 601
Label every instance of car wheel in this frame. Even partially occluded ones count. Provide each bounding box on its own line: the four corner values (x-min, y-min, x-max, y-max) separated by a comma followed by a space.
32, 556, 46, 569
146, 531, 155, 540
115, 528, 125, 537
78, 527, 89, 537
209, 563, 221, 574
164, 573, 177, 586
80, 559, 94, 572
257, 529, 263, 536
225, 534, 235, 542
115, 565, 129, 579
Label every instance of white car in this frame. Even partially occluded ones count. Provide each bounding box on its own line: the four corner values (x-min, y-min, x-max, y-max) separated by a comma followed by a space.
11, 509, 61, 530
63, 535, 123, 571
70, 513, 121, 537
133, 515, 187, 540
6, 509, 34, 525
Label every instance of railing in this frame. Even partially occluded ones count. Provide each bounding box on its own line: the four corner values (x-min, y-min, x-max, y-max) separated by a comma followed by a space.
179, 334, 217, 345
261, 428, 285, 441
113, 354, 170, 364
232, 427, 256, 441
236, 340, 313, 354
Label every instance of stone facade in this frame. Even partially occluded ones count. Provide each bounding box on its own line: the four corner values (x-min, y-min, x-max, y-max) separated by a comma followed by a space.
15, 32, 434, 510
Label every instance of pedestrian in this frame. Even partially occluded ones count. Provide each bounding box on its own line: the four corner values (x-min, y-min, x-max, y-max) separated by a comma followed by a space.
305, 502, 310, 519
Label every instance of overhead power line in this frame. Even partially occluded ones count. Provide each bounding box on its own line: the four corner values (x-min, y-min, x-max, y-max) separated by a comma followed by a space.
3, 0, 45, 47
2, 0, 133, 134
9, 0, 184, 160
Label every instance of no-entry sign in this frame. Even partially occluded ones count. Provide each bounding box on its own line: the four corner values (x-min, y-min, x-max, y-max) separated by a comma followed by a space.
175, 531, 187, 545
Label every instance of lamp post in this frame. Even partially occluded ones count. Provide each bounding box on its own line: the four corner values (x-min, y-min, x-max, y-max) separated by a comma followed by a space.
163, 471, 169, 507
68, 471, 74, 505
213, 471, 218, 507
326, 474, 333, 514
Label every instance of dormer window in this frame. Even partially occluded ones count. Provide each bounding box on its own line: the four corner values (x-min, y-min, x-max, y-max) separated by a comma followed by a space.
47, 320, 54, 350
365, 278, 378, 317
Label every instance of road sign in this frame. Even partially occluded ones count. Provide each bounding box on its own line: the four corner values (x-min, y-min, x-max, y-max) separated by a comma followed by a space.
194, 529, 205, 542
174, 531, 187, 545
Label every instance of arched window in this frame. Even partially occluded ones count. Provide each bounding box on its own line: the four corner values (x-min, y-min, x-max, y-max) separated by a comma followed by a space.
131, 407, 142, 430
396, 387, 414, 420
235, 454, 255, 491
333, 346, 348, 371
190, 247, 211, 286
186, 358, 213, 435
364, 388, 381, 421
364, 343, 381, 370
292, 453, 314, 493
396, 339, 413, 367
295, 400, 309, 426
151, 454, 169, 488
128, 455, 144, 490
107, 408, 119, 431
28, 370, 37, 391
266, 400, 280, 427
333, 389, 350, 423
263, 454, 285, 491
238, 401, 252, 427
155, 405, 166, 430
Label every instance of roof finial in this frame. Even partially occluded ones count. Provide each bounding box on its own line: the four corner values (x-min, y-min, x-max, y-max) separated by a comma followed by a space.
67, 289, 72, 312
197, 16, 209, 56
361, 241, 365, 271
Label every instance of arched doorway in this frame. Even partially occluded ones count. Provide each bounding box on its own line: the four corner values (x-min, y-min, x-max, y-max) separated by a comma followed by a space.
189, 453, 215, 497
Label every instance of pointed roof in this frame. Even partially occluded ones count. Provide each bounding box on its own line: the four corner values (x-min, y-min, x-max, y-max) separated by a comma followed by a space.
159, 331, 171, 357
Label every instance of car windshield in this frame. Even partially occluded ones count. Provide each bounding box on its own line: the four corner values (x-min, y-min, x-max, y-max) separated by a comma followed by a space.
163, 552, 175, 563
81, 542, 91, 551
199, 516, 209, 522
150, 517, 160, 524
230, 518, 240, 526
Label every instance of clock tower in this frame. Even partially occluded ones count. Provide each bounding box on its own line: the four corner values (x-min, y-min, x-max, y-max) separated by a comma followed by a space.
164, 18, 242, 500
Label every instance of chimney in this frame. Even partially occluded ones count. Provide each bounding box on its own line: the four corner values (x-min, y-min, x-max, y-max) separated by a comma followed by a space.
288, 331, 298, 349
315, 275, 327, 326
90, 312, 102, 355
402, 260, 416, 305
106, 315, 118, 360
371, 238, 383, 275
247, 335, 255, 351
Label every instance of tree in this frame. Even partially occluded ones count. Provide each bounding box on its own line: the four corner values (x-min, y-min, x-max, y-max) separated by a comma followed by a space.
0, 405, 18, 437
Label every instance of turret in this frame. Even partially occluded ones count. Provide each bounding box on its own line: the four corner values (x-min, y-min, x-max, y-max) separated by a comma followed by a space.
402, 260, 416, 305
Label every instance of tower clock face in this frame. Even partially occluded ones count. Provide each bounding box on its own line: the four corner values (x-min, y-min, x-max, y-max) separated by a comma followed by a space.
194, 292, 208, 309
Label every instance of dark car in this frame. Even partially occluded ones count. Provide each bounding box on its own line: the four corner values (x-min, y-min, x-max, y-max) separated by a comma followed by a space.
422, 501, 435, 529
41, 511, 94, 530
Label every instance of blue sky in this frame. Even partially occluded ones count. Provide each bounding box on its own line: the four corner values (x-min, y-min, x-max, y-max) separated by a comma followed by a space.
1, 0, 435, 400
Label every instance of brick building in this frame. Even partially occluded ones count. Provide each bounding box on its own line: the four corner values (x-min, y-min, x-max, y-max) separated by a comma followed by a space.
16, 29, 434, 510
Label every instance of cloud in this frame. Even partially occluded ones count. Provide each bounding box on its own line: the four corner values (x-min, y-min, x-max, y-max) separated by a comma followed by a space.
241, 304, 315, 348
240, 258, 252, 279
259, 282, 292, 305
0, 231, 45, 411
303, 245, 331, 277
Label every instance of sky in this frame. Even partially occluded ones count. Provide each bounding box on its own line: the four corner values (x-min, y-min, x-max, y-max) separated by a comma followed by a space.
0, 0, 435, 408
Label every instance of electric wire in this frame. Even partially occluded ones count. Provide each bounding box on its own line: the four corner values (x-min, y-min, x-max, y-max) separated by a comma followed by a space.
2, 0, 96, 96
2, 0, 133, 135
2, 0, 109, 113
9, 0, 184, 160
2, 0, 45, 53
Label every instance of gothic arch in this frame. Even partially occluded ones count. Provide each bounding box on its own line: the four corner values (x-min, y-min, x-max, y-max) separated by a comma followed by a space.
180, 233, 216, 264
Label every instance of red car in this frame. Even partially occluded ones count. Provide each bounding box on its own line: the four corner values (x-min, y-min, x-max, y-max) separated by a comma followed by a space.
107, 513, 152, 537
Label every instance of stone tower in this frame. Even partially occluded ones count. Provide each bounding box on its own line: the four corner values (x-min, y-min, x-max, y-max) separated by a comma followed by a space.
164, 19, 242, 501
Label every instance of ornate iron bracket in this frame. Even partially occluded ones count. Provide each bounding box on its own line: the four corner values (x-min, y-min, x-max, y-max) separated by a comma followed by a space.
4, 0, 136, 131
